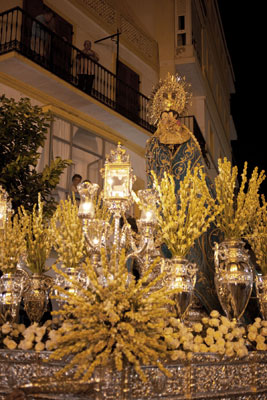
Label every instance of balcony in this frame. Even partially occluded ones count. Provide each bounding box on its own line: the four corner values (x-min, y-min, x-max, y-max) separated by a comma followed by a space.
0, 7, 154, 148
0, 7, 212, 168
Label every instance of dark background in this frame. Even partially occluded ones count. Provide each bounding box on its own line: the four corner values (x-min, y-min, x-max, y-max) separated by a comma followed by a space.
218, 2, 266, 197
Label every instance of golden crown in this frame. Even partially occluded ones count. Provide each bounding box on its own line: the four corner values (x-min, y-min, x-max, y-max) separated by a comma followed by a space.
147, 73, 192, 126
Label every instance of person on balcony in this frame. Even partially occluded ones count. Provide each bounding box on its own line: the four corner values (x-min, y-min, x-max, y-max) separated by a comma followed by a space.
75, 40, 99, 93
70, 173, 82, 203
31, 7, 55, 59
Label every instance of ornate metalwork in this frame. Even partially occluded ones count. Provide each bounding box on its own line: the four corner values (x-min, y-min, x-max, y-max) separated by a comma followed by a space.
214, 240, 253, 321
1, 350, 267, 399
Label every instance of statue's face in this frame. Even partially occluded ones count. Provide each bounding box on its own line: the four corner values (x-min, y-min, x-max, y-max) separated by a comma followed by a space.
160, 111, 178, 124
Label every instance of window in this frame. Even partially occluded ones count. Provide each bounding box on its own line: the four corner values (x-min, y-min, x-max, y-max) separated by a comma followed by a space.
178, 15, 185, 30
50, 116, 116, 200
177, 33, 186, 46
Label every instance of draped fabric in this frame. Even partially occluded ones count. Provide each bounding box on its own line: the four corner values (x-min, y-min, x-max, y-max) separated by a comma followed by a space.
146, 134, 221, 312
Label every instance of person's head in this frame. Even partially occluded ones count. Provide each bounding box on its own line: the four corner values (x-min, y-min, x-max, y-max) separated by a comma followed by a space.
160, 109, 179, 122
72, 174, 82, 187
84, 40, 92, 50
43, 8, 54, 23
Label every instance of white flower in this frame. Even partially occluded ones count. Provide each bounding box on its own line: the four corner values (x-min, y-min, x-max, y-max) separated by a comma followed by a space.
35, 342, 45, 352
210, 344, 217, 353
199, 343, 208, 352
216, 338, 225, 347
210, 310, 220, 318
248, 325, 258, 333
204, 336, 214, 346
171, 350, 186, 360
44, 320, 52, 328
226, 348, 234, 357
232, 328, 242, 338
217, 346, 225, 355
187, 352, 193, 360
183, 341, 193, 351
17, 324, 26, 333
218, 324, 228, 335
209, 318, 220, 327
169, 317, 180, 327
193, 344, 200, 352
225, 332, 234, 341
1, 323, 12, 335
194, 335, 203, 344
35, 326, 46, 341
214, 330, 223, 340
220, 316, 231, 328
256, 342, 267, 351
4, 338, 17, 350
206, 328, 215, 336
193, 323, 202, 333
256, 335, 265, 344
45, 340, 54, 351
49, 330, 61, 341
18, 340, 33, 350
11, 329, 20, 338
23, 332, 35, 342
164, 327, 173, 334
236, 347, 248, 357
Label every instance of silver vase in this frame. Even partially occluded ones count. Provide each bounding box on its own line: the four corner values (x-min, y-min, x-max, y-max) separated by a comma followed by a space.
214, 239, 253, 321
0, 272, 23, 323
163, 257, 197, 319
255, 275, 267, 320
23, 274, 53, 323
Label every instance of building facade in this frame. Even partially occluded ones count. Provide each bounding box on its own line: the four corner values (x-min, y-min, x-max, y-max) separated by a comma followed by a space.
0, 0, 236, 200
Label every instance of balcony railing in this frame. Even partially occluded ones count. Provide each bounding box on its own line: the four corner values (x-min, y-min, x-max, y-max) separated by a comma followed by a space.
0, 8, 212, 168
0, 7, 154, 132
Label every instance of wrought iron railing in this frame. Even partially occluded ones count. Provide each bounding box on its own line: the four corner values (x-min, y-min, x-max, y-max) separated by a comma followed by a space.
0, 7, 154, 132
0, 8, 212, 167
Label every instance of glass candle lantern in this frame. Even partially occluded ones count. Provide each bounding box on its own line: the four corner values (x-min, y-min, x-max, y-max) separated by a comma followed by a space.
77, 182, 99, 219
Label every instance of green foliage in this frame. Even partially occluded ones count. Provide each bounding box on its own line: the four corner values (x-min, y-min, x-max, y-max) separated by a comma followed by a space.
0, 95, 71, 216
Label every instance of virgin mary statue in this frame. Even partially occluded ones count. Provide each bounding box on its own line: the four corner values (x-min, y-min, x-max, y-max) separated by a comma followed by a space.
146, 73, 220, 312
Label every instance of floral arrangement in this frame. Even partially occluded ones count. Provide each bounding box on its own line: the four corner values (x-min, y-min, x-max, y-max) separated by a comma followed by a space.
0, 213, 26, 273
152, 165, 222, 257
247, 195, 267, 275
1, 312, 267, 362
0, 320, 58, 351
247, 317, 267, 351
49, 249, 176, 382
50, 198, 85, 269
20, 195, 52, 274
214, 158, 265, 240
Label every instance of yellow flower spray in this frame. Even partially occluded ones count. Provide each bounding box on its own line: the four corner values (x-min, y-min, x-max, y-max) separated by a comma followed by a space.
214, 158, 265, 239
50, 248, 176, 382
21, 194, 52, 274
152, 165, 222, 257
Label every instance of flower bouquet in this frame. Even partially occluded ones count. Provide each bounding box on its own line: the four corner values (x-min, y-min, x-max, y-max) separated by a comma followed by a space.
214, 158, 265, 240
152, 165, 222, 257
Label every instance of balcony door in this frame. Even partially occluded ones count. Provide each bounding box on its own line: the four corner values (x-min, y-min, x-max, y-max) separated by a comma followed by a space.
116, 61, 140, 123
23, 0, 73, 78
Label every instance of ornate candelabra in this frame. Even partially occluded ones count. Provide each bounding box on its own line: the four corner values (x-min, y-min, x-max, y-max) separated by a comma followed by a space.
77, 143, 162, 285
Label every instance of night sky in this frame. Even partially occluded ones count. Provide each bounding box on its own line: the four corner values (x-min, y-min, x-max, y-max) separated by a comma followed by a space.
218, 2, 267, 196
